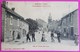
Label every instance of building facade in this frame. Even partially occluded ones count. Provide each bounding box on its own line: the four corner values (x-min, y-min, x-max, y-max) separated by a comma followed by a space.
59, 9, 78, 39
2, 2, 29, 42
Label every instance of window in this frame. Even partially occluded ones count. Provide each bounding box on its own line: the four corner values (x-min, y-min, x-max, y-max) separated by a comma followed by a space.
10, 16, 13, 25
23, 29, 26, 36
17, 19, 19, 26
10, 29, 12, 37
69, 14, 71, 22
64, 28, 66, 32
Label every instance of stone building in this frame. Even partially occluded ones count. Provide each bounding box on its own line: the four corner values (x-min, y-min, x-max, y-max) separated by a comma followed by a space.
59, 9, 78, 39
2, 2, 29, 42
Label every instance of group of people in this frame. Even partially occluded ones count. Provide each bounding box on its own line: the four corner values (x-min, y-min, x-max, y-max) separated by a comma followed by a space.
25, 30, 78, 46
41, 31, 61, 43
26, 31, 36, 42
26, 31, 61, 43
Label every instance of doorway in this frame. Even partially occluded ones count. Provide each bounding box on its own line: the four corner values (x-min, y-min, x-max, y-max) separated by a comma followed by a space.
12, 31, 15, 40
71, 27, 74, 36
17, 32, 21, 39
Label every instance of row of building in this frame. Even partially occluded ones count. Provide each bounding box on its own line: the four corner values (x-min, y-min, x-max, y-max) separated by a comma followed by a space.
2, 2, 29, 42
47, 9, 78, 39
58, 9, 78, 39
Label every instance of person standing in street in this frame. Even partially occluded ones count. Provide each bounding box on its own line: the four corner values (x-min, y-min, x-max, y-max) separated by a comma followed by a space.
26, 32, 31, 42
41, 31, 46, 42
51, 31, 55, 42
32, 31, 36, 42
57, 31, 61, 43
74, 34, 78, 45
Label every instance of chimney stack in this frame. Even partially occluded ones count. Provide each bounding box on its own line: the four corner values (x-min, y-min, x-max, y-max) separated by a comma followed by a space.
11, 8, 15, 11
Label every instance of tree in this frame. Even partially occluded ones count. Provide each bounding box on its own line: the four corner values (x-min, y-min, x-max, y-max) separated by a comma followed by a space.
26, 18, 38, 34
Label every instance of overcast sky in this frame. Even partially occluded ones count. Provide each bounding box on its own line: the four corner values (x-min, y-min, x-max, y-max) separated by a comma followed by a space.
7, 1, 78, 22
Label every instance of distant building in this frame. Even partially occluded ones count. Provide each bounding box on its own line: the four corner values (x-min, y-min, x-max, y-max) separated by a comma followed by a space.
59, 9, 78, 39
36, 19, 48, 32
2, 1, 29, 42
48, 13, 58, 31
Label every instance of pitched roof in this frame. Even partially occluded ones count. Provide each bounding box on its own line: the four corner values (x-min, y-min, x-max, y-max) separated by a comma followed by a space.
2, 4, 24, 20
62, 9, 78, 19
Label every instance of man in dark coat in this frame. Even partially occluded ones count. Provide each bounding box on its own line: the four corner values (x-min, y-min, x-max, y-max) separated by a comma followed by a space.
26, 33, 31, 42
51, 31, 54, 42
32, 32, 36, 42
57, 31, 61, 43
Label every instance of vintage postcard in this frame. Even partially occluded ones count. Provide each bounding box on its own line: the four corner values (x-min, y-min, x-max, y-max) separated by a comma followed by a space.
1, 0, 79, 51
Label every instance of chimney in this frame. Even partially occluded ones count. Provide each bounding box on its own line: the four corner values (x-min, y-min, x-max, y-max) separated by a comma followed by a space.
11, 8, 15, 11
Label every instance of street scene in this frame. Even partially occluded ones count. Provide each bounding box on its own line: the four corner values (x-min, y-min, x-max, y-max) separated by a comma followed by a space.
2, 1, 79, 51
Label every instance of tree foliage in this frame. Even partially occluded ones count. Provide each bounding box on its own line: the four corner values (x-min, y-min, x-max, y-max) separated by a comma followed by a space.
26, 18, 38, 33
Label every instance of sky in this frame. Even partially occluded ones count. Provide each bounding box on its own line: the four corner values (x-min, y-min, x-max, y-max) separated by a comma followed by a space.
7, 1, 78, 22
